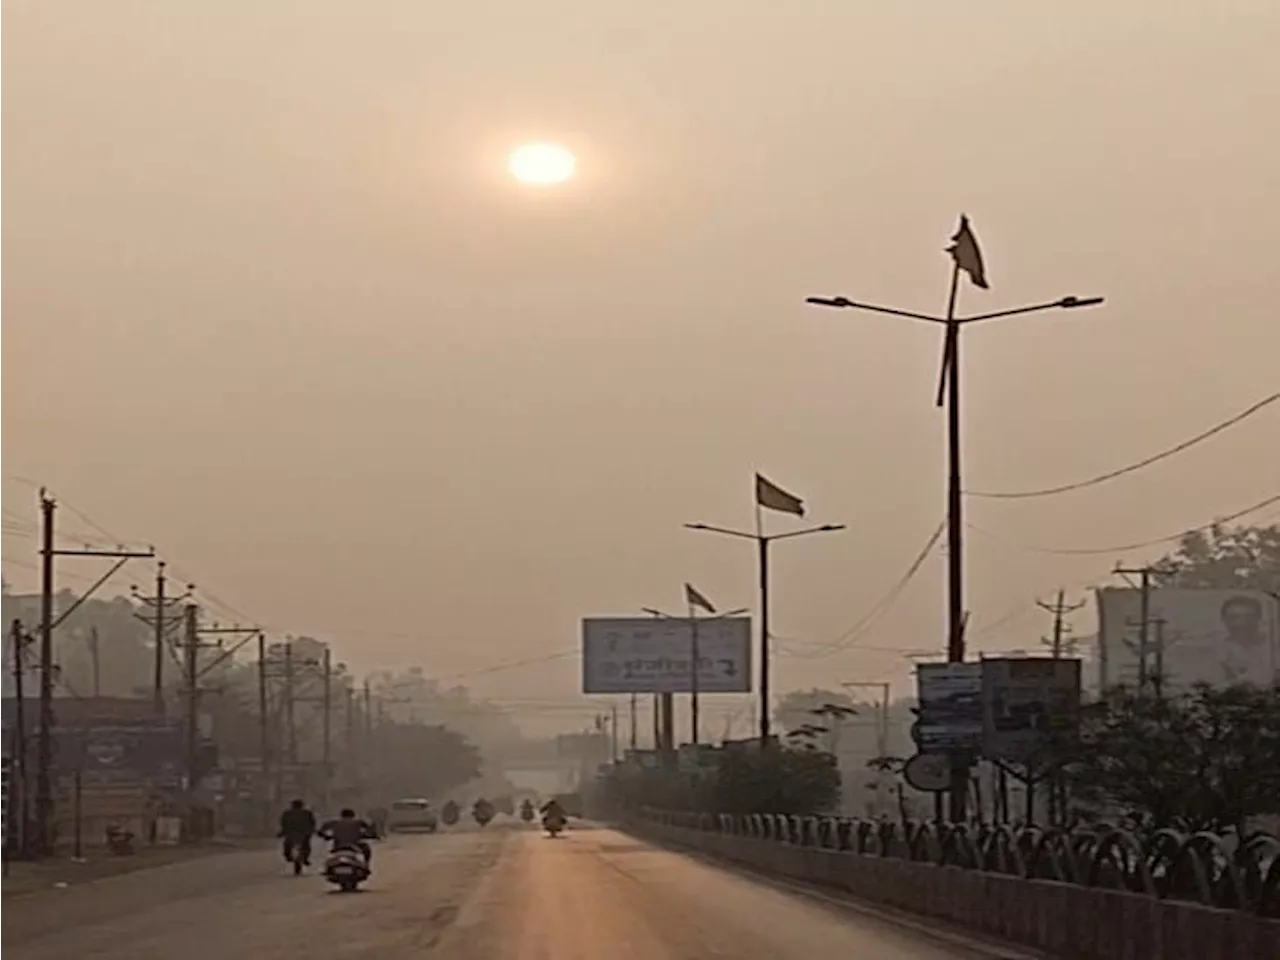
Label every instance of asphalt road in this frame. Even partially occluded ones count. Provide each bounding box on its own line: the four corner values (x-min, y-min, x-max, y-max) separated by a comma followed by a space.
4, 823, 1032, 960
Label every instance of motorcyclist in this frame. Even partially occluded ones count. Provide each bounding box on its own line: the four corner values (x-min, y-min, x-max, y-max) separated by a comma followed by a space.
278, 799, 317, 866
540, 798, 566, 821
519, 798, 535, 821
319, 808, 377, 865
368, 806, 389, 837
472, 798, 494, 823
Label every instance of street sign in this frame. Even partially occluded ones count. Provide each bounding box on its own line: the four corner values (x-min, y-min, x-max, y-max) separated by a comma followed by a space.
981, 657, 1082, 762
914, 662, 983, 752
902, 753, 950, 792
581, 617, 752, 694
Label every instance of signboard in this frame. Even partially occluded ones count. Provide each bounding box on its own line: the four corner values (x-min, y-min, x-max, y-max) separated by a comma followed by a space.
914, 662, 983, 752
581, 617, 752, 694
902, 753, 950, 792
981, 657, 1082, 762
53, 721, 183, 783
1096, 588, 1279, 691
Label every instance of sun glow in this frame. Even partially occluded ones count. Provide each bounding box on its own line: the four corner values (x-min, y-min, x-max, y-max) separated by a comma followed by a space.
508, 142, 577, 185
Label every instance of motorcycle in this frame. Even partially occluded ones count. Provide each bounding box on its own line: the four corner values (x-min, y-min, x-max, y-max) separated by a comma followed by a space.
441, 801, 459, 826
323, 847, 371, 893
542, 810, 566, 838
519, 801, 535, 823
289, 841, 308, 876
472, 800, 494, 827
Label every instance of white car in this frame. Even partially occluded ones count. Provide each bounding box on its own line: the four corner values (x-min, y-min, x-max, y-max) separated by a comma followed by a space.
387, 798, 439, 833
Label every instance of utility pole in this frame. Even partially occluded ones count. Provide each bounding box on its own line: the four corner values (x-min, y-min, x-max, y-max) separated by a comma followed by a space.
183, 605, 200, 802
133, 563, 193, 715
10, 620, 31, 857
256, 632, 270, 828
88, 626, 101, 698
35, 492, 153, 856
629, 693, 638, 751
1115, 565, 1162, 694
284, 643, 296, 766
1037, 590, 1086, 659
321, 647, 332, 813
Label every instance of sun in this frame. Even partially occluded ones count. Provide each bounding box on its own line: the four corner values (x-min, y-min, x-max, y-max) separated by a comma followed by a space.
508, 142, 577, 185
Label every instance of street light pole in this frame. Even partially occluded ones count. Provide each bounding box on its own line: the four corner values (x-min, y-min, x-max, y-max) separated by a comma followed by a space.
643, 603, 749, 747
808, 220, 1103, 820
683, 523, 844, 745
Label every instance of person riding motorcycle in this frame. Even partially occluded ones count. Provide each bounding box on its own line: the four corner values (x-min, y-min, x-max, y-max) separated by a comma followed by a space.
519, 798, 535, 821
319, 808, 377, 865
278, 799, 317, 866
472, 798, 494, 824
540, 798, 567, 831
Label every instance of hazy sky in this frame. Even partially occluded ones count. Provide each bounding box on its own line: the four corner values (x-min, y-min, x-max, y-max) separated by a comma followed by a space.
4, 2, 1279, 730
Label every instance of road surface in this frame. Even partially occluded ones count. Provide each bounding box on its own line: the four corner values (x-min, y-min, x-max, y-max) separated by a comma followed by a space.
4, 823, 1030, 959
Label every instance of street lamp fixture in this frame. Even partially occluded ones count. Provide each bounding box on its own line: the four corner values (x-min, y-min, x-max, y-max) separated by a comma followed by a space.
684, 521, 845, 744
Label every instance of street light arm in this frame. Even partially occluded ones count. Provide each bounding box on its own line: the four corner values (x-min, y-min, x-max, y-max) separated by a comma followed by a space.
957, 296, 1105, 325
806, 297, 946, 325
684, 523, 758, 541
768, 523, 847, 542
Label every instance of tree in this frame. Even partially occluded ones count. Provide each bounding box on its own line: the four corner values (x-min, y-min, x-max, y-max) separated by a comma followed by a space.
1156, 522, 1280, 591
1065, 684, 1280, 833
375, 722, 482, 800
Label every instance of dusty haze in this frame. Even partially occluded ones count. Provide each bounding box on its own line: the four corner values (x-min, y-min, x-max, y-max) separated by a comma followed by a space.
4, 2, 1278, 731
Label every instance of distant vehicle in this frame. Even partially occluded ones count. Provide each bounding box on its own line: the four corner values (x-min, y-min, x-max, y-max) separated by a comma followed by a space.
441, 800, 460, 825
386, 799, 439, 833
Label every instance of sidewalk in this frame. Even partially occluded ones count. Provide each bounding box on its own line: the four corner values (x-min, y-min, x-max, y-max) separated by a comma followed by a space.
1, 839, 265, 898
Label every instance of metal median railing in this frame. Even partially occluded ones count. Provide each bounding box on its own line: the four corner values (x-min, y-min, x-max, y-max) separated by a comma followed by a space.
637, 809, 1280, 917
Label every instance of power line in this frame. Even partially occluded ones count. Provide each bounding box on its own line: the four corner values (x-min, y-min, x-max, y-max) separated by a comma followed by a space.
967, 391, 1279, 500
781, 521, 944, 660
969, 491, 1280, 557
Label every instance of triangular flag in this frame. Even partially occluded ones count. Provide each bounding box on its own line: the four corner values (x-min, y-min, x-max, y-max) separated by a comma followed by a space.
756, 474, 805, 516
685, 583, 717, 615
947, 215, 989, 289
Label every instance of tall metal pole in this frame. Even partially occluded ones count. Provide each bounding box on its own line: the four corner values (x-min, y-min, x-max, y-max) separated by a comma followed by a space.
257, 632, 270, 829
35, 492, 56, 856
687, 599, 701, 746
88, 626, 101, 698
321, 648, 333, 812
152, 563, 167, 714
758, 536, 771, 743
942, 261, 964, 663
10, 620, 29, 857
628, 693, 637, 751
183, 605, 200, 801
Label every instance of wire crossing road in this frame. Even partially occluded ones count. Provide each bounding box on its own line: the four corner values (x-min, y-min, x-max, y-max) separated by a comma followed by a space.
4, 825, 1028, 960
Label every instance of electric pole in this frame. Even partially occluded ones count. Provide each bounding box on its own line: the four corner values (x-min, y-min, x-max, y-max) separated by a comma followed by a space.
321, 647, 332, 813
132, 563, 194, 714
10, 620, 32, 857
88, 626, 101, 698
35, 491, 153, 856
1037, 590, 1085, 659
1115, 565, 1167, 694
257, 632, 270, 828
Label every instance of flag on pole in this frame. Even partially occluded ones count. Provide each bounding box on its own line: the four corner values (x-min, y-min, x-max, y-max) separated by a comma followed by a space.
685, 583, 716, 615
755, 474, 805, 516
947, 215, 988, 289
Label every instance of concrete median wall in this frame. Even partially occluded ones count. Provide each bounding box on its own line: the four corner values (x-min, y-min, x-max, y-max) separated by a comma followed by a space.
627, 821, 1280, 960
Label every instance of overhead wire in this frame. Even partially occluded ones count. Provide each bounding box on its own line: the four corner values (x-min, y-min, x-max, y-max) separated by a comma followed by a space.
968, 491, 1280, 557
780, 520, 944, 660
966, 391, 1279, 500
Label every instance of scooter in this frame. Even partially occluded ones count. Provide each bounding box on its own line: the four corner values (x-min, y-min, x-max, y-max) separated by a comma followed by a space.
323, 846, 371, 892
472, 801, 494, 827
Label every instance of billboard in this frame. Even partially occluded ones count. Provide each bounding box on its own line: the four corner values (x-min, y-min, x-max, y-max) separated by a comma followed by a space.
981, 657, 1081, 762
913, 663, 983, 752
581, 617, 752, 694
1096, 588, 1279, 691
